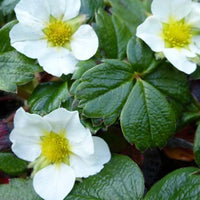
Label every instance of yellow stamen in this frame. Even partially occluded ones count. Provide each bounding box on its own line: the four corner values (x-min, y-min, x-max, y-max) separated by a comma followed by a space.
41, 132, 70, 164
44, 19, 72, 47
162, 19, 192, 48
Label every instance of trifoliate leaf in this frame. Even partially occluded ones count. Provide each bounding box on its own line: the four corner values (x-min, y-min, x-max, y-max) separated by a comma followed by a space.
76, 59, 176, 150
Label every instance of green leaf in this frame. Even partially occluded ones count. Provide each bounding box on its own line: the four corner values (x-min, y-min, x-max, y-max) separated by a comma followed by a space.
65, 154, 144, 200
127, 36, 157, 73
95, 9, 131, 59
194, 123, 200, 167
80, 0, 104, 21
0, 20, 17, 53
121, 80, 175, 150
108, 0, 146, 34
0, 153, 27, 176
112, 15, 132, 59
0, 51, 42, 93
0, 179, 42, 200
28, 81, 68, 115
190, 67, 200, 80
144, 63, 191, 105
72, 60, 97, 80
76, 60, 134, 118
0, 0, 19, 16
76, 60, 176, 150
144, 167, 200, 200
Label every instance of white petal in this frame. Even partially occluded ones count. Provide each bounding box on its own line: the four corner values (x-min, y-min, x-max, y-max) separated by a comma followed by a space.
63, 0, 81, 20
71, 25, 99, 60
38, 47, 78, 77
70, 136, 111, 178
151, 0, 192, 22
9, 108, 51, 161
44, 108, 90, 143
66, 111, 92, 143
11, 108, 51, 134
136, 16, 164, 52
44, 108, 73, 133
14, 0, 49, 30
11, 142, 41, 162
190, 36, 200, 54
70, 129, 94, 157
10, 24, 47, 59
47, 0, 66, 19
163, 48, 197, 74
33, 164, 75, 200
186, 2, 200, 28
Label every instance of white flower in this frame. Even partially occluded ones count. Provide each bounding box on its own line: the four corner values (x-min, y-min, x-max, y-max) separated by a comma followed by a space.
136, 0, 200, 74
10, 108, 111, 200
9, 0, 99, 77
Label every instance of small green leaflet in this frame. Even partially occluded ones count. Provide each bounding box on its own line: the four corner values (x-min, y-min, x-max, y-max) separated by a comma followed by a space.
28, 81, 69, 115
0, 20, 17, 52
108, 0, 146, 34
0, 51, 42, 93
0, 153, 27, 176
95, 9, 131, 59
0, 20, 42, 93
194, 123, 200, 167
80, 0, 104, 21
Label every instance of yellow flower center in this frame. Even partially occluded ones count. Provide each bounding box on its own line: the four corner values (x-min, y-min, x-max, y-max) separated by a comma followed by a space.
162, 19, 192, 48
41, 132, 70, 164
44, 19, 72, 47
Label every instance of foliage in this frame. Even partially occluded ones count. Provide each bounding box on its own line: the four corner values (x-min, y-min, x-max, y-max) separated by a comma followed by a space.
0, 0, 200, 199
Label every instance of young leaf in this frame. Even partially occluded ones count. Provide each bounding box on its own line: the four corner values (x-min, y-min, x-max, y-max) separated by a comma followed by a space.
108, 0, 146, 34
0, 51, 42, 93
80, 0, 104, 21
194, 123, 200, 167
0, 179, 42, 200
65, 154, 144, 200
95, 9, 131, 59
0, 153, 27, 176
121, 80, 175, 150
28, 81, 68, 115
144, 167, 200, 200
